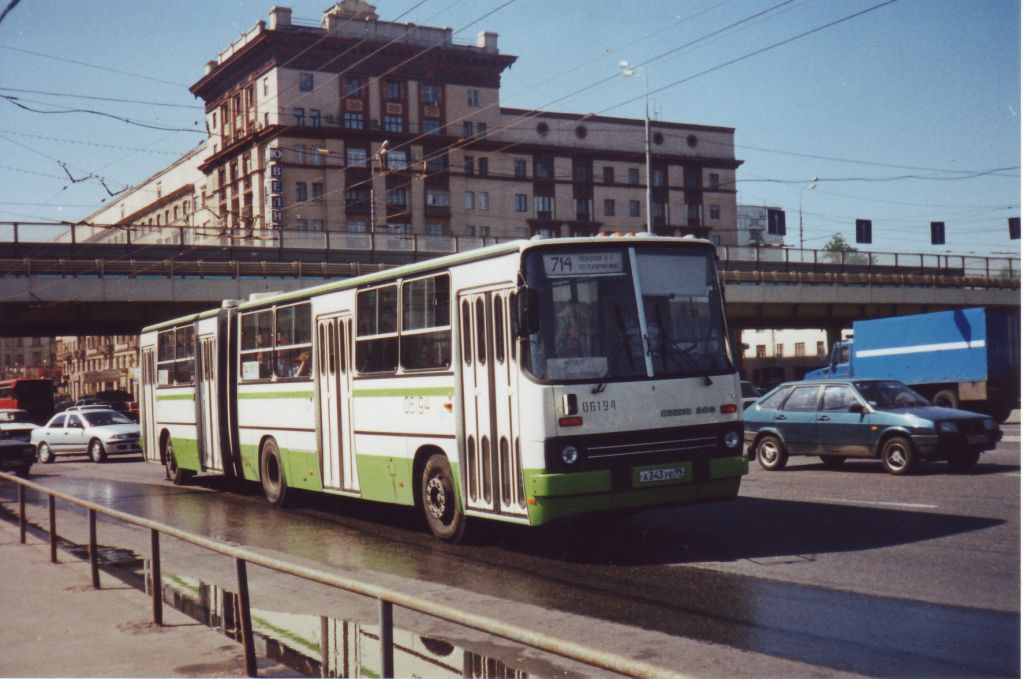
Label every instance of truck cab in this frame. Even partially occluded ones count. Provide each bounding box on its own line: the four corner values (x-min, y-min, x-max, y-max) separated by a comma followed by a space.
805, 341, 852, 380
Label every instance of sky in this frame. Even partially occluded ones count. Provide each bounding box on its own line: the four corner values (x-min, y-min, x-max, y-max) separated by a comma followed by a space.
0, 0, 1020, 257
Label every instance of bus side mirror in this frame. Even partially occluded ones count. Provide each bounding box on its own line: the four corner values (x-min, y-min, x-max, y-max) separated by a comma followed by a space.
515, 289, 539, 337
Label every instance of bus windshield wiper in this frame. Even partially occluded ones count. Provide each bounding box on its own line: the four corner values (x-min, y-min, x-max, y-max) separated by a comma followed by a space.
652, 307, 712, 386
592, 306, 633, 394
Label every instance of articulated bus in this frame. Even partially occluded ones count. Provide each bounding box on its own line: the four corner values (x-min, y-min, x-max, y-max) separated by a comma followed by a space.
139, 236, 748, 542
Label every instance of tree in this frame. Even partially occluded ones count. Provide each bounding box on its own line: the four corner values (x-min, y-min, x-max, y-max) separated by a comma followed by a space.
822, 232, 868, 265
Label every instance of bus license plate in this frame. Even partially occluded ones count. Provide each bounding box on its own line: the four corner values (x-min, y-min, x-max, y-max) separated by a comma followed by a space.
639, 467, 685, 484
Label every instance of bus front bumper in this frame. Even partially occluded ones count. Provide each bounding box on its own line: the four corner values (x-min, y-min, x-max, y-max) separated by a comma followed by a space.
523, 455, 748, 526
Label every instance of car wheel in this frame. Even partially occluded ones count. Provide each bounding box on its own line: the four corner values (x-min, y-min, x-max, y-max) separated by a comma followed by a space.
947, 449, 981, 472
880, 436, 917, 475
755, 434, 788, 471
37, 442, 54, 464
932, 389, 958, 409
421, 453, 466, 543
164, 438, 193, 485
260, 439, 288, 507
819, 456, 846, 468
88, 439, 107, 463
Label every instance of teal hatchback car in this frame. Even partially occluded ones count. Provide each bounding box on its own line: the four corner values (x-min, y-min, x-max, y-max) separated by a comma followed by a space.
743, 379, 1001, 475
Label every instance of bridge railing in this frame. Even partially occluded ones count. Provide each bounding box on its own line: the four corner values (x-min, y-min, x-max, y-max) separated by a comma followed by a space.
0, 221, 1019, 280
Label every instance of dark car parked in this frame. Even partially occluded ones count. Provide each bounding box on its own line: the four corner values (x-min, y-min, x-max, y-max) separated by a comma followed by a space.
743, 379, 1001, 475
0, 439, 35, 477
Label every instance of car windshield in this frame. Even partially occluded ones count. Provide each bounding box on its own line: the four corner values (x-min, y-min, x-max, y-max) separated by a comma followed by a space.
81, 411, 133, 427
521, 245, 732, 382
854, 381, 930, 409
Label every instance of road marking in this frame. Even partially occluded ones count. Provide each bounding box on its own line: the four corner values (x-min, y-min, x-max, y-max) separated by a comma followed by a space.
812, 498, 937, 510
1000, 436, 1020, 443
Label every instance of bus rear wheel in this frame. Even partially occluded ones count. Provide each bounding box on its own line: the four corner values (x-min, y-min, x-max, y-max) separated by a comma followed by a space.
421, 454, 466, 543
260, 439, 289, 507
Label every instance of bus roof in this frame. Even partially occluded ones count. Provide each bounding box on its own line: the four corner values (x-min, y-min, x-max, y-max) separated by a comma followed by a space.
141, 235, 715, 333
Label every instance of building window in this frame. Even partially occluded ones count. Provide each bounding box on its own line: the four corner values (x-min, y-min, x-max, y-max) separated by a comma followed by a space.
628, 168, 640, 185
817, 341, 826, 357
652, 169, 666, 187
467, 88, 480, 106
422, 118, 441, 135
386, 188, 407, 207
462, 121, 474, 139
387, 149, 407, 171
535, 195, 553, 217
294, 145, 306, 164
343, 111, 364, 129
296, 218, 308, 231
310, 109, 321, 127
385, 80, 402, 101
476, 122, 487, 139
464, 157, 474, 176
534, 161, 550, 179
383, 115, 404, 133
466, 225, 476, 236
756, 345, 767, 358
295, 182, 307, 202
629, 200, 641, 217
478, 192, 489, 211
426, 153, 446, 173
346, 147, 368, 167
312, 183, 324, 202
426, 223, 444, 236
514, 194, 528, 212
426, 190, 450, 207
422, 84, 440, 105
710, 204, 721, 220
603, 166, 614, 184
465, 192, 475, 210
687, 204, 701, 221
478, 158, 488, 177
299, 72, 314, 91
514, 159, 527, 178
312, 220, 324, 232
293, 107, 305, 126
709, 173, 720, 189
480, 226, 491, 237
603, 199, 615, 217
263, 77, 269, 96
345, 77, 365, 96
776, 343, 784, 357
347, 220, 367, 233
651, 202, 666, 219
795, 342, 806, 357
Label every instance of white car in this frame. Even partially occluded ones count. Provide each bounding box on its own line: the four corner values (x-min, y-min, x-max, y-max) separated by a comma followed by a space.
0, 409, 39, 443
31, 409, 142, 463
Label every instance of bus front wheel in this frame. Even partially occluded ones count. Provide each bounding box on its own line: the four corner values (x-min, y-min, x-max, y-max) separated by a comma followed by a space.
421, 454, 466, 543
260, 439, 289, 507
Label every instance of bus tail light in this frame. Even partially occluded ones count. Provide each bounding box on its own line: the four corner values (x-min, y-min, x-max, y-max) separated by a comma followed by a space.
558, 416, 583, 427
720, 404, 738, 414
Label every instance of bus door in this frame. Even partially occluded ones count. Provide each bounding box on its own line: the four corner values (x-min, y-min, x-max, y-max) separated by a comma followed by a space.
458, 289, 525, 516
196, 335, 222, 472
317, 314, 357, 492
140, 348, 159, 463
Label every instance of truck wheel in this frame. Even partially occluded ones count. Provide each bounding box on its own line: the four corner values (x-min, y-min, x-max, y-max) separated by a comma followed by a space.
932, 389, 959, 410
880, 436, 917, 475
947, 450, 981, 472
755, 434, 788, 471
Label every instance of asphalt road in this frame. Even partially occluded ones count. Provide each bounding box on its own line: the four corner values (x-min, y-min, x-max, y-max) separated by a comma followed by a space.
2, 426, 1018, 678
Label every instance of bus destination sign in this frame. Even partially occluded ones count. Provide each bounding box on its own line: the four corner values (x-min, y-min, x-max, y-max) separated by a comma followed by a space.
543, 252, 624, 277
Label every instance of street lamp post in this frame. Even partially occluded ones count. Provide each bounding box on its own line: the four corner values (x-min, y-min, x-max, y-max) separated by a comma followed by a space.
620, 61, 653, 235
798, 177, 818, 250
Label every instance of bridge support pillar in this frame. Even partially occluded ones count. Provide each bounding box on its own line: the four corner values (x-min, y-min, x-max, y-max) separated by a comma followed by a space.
824, 324, 846, 356
730, 326, 745, 377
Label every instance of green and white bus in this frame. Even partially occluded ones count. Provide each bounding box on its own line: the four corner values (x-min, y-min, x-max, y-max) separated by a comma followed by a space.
139, 236, 747, 542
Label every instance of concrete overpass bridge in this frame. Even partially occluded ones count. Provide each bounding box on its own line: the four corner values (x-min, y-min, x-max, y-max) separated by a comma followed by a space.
0, 231, 1018, 340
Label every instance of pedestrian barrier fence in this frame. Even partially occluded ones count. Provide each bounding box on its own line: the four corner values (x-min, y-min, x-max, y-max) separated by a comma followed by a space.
0, 470, 686, 679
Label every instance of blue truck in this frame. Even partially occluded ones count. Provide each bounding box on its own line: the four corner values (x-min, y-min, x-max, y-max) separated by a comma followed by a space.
806, 307, 1020, 421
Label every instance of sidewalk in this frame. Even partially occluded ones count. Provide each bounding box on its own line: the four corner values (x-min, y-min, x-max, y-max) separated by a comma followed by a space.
0, 520, 290, 678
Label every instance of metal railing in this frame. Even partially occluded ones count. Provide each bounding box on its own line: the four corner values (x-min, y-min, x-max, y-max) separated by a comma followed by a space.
0, 470, 683, 679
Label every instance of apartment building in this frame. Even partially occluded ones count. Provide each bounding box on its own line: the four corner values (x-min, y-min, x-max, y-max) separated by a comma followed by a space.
84, 1, 741, 245
0, 337, 57, 380
56, 335, 140, 401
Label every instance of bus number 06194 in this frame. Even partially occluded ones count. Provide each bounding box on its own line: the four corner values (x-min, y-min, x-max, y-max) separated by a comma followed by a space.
582, 400, 616, 413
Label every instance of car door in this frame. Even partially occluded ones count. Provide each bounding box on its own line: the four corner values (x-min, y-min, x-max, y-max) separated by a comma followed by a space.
64, 414, 89, 454
775, 384, 822, 455
41, 414, 67, 451
817, 385, 874, 458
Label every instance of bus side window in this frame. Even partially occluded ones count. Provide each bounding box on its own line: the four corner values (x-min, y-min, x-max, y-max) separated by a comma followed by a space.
356, 285, 398, 373
240, 310, 274, 380
400, 273, 451, 371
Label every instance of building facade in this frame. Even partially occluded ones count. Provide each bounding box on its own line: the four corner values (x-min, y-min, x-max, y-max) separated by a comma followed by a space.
56, 335, 140, 401
83, 1, 741, 246
0, 337, 57, 381
736, 205, 787, 247
741, 328, 837, 389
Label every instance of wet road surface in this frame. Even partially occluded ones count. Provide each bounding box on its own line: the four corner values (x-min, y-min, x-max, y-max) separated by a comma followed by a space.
2, 433, 1019, 677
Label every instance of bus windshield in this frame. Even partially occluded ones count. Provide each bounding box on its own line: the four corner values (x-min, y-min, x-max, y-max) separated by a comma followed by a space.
521, 245, 732, 382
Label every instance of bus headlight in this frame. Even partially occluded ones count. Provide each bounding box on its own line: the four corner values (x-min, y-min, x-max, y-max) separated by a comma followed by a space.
561, 445, 580, 465
723, 430, 741, 450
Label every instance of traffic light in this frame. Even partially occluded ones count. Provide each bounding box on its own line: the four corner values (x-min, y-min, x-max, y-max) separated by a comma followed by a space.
930, 221, 945, 245
855, 219, 872, 244
1010, 217, 1020, 240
